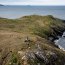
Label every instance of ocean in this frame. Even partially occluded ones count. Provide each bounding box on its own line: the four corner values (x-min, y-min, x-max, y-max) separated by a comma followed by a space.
0, 6, 65, 19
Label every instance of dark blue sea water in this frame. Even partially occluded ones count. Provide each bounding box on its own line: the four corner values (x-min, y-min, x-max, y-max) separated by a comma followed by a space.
0, 6, 65, 19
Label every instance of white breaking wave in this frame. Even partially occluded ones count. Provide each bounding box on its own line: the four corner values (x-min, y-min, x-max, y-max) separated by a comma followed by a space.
58, 45, 65, 51
54, 32, 65, 51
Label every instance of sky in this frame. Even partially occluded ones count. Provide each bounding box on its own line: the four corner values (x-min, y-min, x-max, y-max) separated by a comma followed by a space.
0, 0, 65, 5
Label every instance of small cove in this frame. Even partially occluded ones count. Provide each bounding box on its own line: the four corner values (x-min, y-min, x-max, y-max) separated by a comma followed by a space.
55, 32, 65, 51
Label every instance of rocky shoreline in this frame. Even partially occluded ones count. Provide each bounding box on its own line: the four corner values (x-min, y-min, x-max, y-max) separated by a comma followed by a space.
54, 32, 65, 51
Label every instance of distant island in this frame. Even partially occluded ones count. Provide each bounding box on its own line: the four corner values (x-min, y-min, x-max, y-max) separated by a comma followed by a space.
0, 4, 4, 6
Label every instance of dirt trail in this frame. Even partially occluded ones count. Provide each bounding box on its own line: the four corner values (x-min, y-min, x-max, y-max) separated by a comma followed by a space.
0, 30, 36, 51
0, 30, 21, 35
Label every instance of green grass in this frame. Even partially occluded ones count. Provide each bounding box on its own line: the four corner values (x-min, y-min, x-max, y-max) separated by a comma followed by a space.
0, 15, 65, 38
0, 15, 65, 65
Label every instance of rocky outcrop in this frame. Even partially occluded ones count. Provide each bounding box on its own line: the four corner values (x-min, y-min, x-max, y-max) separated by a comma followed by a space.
18, 44, 59, 65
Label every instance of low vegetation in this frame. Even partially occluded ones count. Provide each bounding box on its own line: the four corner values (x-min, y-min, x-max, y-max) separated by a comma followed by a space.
0, 15, 65, 65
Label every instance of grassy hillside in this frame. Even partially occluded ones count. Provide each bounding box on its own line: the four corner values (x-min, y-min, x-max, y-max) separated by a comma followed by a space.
0, 15, 65, 65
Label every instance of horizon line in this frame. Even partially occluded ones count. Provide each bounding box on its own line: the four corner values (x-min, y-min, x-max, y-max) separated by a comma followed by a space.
1, 4, 65, 6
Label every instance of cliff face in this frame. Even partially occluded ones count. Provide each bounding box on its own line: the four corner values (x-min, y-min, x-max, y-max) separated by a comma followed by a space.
0, 15, 65, 65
